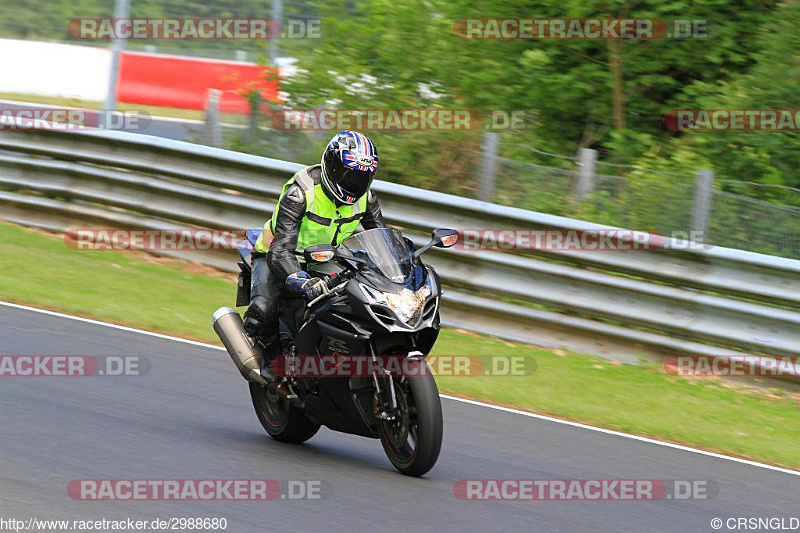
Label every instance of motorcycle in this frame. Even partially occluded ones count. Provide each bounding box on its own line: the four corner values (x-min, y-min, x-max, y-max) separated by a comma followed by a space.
213, 226, 458, 477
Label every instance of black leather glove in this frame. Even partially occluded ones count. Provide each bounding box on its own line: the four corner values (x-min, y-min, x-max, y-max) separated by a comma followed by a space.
362, 190, 386, 229
286, 272, 329, 300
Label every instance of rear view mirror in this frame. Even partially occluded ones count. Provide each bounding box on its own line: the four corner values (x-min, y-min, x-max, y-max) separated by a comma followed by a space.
304, 244, 336, 263
414, 228, 459, 257
432, 228, 459, 248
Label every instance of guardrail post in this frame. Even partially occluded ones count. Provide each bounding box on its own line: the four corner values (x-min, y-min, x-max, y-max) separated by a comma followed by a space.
478, 132, 498, 201
102, 0, 130, 126
204, 90, 222, 147
246, 93, 261, 143
692, 169, 714, 243
269, 0, 284, 66
575, 148, 597, 202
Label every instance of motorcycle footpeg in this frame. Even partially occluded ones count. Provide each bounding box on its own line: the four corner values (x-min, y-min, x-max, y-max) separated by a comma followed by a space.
265, 378, 300, 403
260, 367, 281, 384
276, 382, 300, 403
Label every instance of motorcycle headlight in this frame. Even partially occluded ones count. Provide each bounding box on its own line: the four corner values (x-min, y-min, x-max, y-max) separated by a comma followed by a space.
386, 286, 430, 324
360, 283, 431, 325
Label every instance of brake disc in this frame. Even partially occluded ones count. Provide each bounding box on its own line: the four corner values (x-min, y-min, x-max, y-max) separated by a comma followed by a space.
384, 384, 411, 448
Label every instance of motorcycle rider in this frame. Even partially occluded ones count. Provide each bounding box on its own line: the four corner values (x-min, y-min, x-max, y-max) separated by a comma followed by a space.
243, 130, 385, 378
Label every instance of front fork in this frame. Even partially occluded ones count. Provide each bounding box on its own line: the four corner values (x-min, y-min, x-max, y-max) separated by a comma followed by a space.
373, 372, 398, 421
372, 347, 425, 421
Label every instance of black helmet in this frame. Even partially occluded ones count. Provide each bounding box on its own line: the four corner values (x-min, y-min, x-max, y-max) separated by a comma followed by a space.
320, 130, 379, 205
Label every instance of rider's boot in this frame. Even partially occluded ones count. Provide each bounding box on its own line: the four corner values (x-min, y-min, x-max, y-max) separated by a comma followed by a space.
259, 337, 282, 383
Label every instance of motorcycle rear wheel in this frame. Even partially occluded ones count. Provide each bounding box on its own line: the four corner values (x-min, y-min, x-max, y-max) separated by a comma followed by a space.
249, 382, 320, 444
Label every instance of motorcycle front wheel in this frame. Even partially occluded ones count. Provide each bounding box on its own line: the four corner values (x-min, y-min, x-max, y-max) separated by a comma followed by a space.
378, 369, 443, 477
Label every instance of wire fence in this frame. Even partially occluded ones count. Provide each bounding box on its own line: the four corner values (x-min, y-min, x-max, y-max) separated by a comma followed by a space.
708, 190, 800, 258
478, 149, 800, 260
491, 158, 578, 216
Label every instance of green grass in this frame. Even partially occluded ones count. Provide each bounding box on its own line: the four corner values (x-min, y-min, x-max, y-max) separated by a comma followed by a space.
0, 223, 234, 340
0, 220, 798, 469
0, 92, 248, 124
434, 334, 799, 468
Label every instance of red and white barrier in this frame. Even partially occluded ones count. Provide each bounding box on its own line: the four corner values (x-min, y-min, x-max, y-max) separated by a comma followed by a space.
0, 39, 278, 113
116, 52, 277, 113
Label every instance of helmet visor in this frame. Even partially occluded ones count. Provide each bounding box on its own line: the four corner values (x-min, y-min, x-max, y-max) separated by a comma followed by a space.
338, 167, 374, 199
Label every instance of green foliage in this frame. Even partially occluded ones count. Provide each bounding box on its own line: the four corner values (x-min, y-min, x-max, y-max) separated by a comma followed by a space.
665, 2, 800, 189
262, 0, 794, 192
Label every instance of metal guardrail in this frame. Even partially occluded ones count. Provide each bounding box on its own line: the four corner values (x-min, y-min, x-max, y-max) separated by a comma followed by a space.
1, 122, 799, 373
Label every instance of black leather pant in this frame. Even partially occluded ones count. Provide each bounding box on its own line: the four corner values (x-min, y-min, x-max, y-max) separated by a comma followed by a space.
243, 254, 283, 355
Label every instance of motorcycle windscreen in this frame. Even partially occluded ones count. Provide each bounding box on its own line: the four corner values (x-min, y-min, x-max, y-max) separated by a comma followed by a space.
341, 228, 415, 284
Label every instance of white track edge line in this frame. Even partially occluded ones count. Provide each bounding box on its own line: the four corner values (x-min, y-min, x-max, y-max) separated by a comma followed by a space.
0, 300, 225, 352
439, 395, 799, 477
2, 299, 797, 477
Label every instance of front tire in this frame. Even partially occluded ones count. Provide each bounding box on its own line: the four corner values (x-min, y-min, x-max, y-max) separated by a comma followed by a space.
379, 369, 443, 477
249, 382, 320, 444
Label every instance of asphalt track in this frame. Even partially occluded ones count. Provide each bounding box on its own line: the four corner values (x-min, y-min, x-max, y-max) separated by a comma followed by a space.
0, 303, 797, 532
